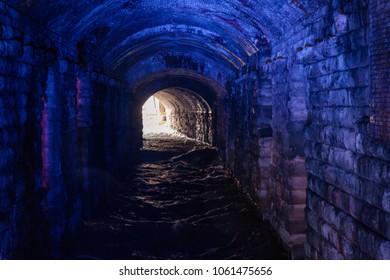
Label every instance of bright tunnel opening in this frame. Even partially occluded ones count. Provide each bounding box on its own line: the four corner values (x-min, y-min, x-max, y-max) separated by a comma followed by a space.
141, 88, 213, 143
142, 95, 174, 135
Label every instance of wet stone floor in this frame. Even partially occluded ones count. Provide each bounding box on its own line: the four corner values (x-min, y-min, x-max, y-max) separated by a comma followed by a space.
68, 133, 287, 259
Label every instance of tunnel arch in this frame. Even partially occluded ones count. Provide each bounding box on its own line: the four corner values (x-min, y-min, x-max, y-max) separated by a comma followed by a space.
8, 0, 327, 44
106, 37, 245, 75
99, 24, 249, 69
133, 70, 223, 144
130, 69, 226, 105
2, 0, 389, 261
152, 88, 212, 115
142, 88, 214, 143
5, 0, 328, 83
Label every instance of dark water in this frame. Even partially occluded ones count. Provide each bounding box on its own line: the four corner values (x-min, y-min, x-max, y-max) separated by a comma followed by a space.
68, 133, 287, 259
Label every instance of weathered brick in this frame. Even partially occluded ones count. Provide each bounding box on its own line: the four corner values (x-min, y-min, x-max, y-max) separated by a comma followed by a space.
0, 58, 32, 77
0, 40, 23, 57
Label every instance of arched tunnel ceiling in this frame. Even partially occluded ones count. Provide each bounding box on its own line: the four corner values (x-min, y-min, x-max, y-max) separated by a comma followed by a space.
153, 88, 211, 114
8, 0, 329, 79
131, 69, 225, 107
104, 28, 246, 72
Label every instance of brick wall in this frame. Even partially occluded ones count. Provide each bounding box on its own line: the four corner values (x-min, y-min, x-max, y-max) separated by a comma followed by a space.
267, 58, 308, 258
0, 2, 138, 259
216, 54, 274, 213
171, 110, 213, 143
221, 0, 390, 259
369, 0, 390, 141
1, 2, 54, 258
268, 0, 389, 259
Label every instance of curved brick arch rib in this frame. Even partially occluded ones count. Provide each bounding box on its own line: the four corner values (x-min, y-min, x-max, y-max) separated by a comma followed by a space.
5, 0, 328, 80
131, 71, 222, 144
152, 88, 214, 142
106, 36, 245, 76
130, 69, 226, 106
154, 88, 212, 114
99, 25, 248, 69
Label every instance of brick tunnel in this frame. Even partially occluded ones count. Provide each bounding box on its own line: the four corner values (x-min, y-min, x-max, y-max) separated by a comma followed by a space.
0, 0, 389, 259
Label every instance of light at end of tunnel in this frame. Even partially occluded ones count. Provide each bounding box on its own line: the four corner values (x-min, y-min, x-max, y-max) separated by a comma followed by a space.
142, 96, 174, 135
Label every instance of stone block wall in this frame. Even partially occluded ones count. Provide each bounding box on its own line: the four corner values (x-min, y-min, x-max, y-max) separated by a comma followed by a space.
0, 2, 138, 259
266, 58, 308, 258
217, 55, 273, 213
73, 70, 139, 220
171, 110, 213, 143
219, 0, 389, 259
1, 3, 55, 258
218, 51, 308, 257
369, 0, 390, 140
170, 109, 213, 144
43, 65, 139, 257
268, 0, 389, 259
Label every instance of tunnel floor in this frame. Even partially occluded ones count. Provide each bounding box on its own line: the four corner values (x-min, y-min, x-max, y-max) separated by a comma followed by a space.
67, 133, 287, 260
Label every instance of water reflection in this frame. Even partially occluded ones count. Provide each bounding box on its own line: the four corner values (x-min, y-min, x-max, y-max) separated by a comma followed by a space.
69, 133, 287, 259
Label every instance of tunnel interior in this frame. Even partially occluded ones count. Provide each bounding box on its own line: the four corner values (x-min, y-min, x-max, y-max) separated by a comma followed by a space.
142, 95, 169, 134
0, 0, 389, 259
141, 87, 213, 143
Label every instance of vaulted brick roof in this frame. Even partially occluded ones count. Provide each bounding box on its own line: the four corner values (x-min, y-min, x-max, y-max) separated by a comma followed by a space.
7, 0, 327, 78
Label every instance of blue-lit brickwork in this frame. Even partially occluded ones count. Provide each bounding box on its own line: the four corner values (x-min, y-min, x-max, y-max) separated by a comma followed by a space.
0, 0, 389, 259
